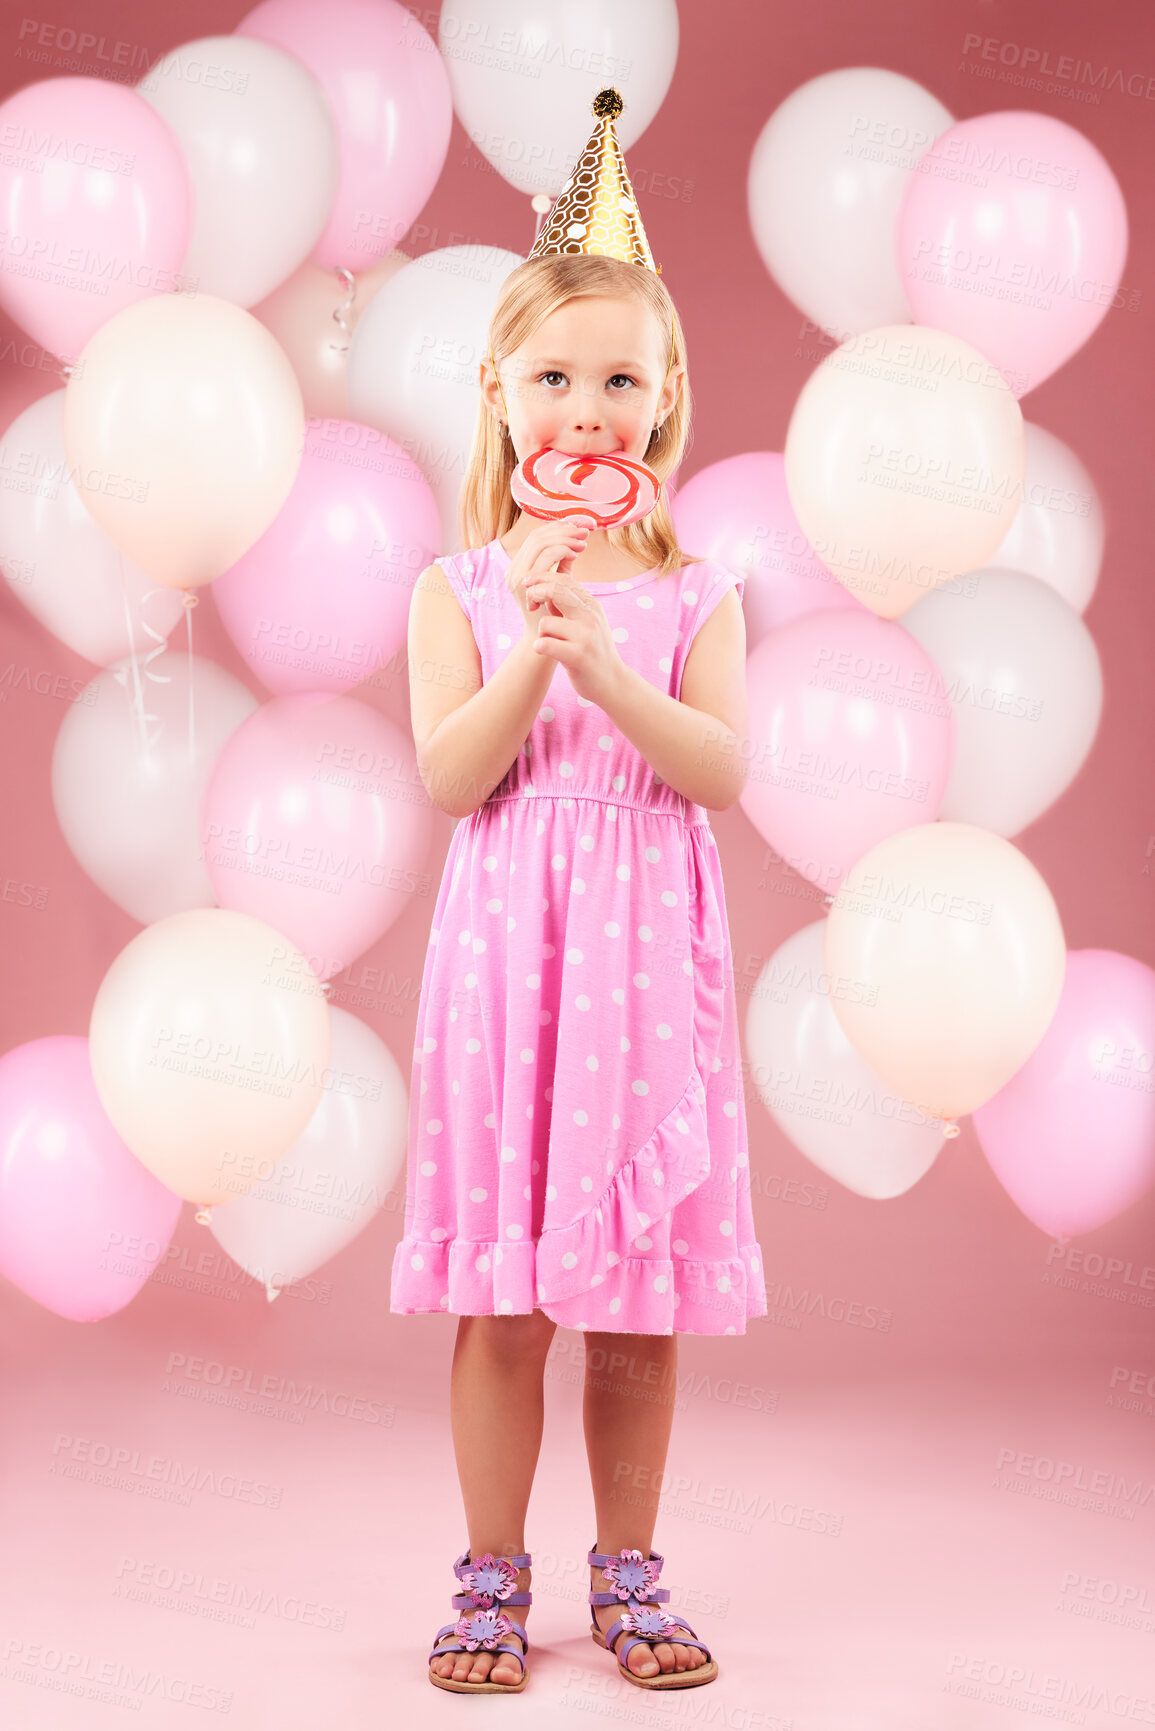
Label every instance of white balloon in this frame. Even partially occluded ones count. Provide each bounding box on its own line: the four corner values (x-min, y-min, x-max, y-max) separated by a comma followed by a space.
51, 650, 259, 924
136, 36, 339, 307
439, 0, 678, 196
902, 569, 1102, 837
347, 244, 524, 551
208, 1006, 407, 1296
987, 422, 1105, 613
0, 390, 184, 664
748, 68, 953, 338
745, 920, 944, 1197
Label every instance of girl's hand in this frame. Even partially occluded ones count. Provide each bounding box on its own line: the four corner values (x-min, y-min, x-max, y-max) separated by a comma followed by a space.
506, 515, 594, 631
525, 576, 626, 708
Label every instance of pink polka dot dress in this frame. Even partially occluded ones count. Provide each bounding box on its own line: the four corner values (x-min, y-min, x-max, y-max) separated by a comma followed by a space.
389, 536, 768, 1335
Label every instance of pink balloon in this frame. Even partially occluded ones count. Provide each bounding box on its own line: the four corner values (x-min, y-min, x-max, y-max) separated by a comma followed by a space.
973, 950, 1155, 1238
201, 693, 435, 979
671, 452, 866, 642
740, 610, 954, 892
0, 77, 192, 360
212, 419, 440, 694
0, 1036, 182, 1321
898, 110, 1128, 398
237, 0, 453, 270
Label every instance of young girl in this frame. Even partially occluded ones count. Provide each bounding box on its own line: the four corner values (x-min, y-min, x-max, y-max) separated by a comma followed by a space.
390, 90, 767, 1696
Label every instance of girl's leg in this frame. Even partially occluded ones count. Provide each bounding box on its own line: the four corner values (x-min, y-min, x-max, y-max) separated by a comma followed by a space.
583, 1331, 699, 1678
430, 1307, 558, 1685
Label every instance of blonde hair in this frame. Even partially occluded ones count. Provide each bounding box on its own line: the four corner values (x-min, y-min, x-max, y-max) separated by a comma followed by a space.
459, 254, 700, 576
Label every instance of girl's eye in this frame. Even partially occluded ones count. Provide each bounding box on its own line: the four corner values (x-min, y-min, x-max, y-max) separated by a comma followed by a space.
535, 371, 639, 390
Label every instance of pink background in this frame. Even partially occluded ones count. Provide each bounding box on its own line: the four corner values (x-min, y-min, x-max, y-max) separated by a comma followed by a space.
1, 2, 1153, 1727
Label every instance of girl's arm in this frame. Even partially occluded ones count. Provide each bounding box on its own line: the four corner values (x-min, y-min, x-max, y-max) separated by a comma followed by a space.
411, 563, 555, 820
602, 589, 749, 813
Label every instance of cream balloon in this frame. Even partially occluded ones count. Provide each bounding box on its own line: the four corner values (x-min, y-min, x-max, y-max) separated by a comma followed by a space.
986, 422, 1105, 613
250, 251, 409, 420
902, 569, 1102, 836
746, 920, 945, 1197
748, 68, 953, 337
347, 244, 524, 551
824, 822, 1066, 1122
783, 324, 1025, 618
52, 651, 259, 925
136, 35, 339, 308
88, 908, 331, 1205
439, 0, 678, 197
0, 390, 185, 665
208, 1006, 407, 1296
63, 292, 305, 589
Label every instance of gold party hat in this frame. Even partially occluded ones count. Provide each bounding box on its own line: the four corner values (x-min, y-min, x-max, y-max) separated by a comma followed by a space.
528, 88, 661, 274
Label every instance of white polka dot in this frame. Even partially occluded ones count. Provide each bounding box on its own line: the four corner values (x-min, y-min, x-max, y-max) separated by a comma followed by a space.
506, 1223, 523, 1239
632, 973, 650, 989
590, 1272, 605, 1286
661, 890, 678, 907
580, 1175, 593, 1191
576, 995, 591, 1011
724, 1100, 738, 1117
470, 1187, 488, 1202
520, 1047, 534, 1063
566, 947, 584, 964
653, 1275, 668, 1293
673, 1239, 689, 1255
645, 847, 661, 863
562, 1252, 578, 1269
410, 1253, 424, 1270
631, 1079, 650, 1095
559, 760, 574, 778
431, 1228, 447, 1242
606, 1251, 620, 1267
575, 1107, 589, 1124
420, 1160, 437, 1176
466, 1038, 481, 1054
422, 1036, 438, 1053
635, 1235, 653, 1250
579, 834, 595, 851
653, 1170, 665, 1186
717, 1274, 732, 1293
546, 1184, 558, 1200
638, 925, 653, 942
637, 1213, 650, 1229
523, 1185, 532, 1199
501, 1146, 517, 1162
475, 1254, 491, 1271
499, 1297, 513, 1312
609, 1296, 622, 1314
719, 1220, 733, 1236
425, 1119, 443, 1135
657, 1024, 672, 1040
585, 1055, 598, 1072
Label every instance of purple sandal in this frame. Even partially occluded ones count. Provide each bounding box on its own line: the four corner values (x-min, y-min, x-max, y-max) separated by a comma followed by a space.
588, 1544, 718, 1689
428, 1548, 531, 1693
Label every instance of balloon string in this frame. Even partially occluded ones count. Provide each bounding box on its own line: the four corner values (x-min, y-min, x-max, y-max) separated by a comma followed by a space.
329, 266, 356, 354
112, 548, 171, 756
183, 589, 197, 767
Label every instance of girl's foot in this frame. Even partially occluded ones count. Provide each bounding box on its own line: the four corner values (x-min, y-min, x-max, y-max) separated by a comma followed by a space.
589, 1562, 700, 1679
429, 1563, 530, 1687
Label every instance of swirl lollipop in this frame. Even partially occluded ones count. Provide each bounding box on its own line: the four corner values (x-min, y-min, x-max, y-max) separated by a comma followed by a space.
511, 447, 662, 528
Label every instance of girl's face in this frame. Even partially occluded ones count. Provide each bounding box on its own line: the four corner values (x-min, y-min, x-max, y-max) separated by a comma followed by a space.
483, 293, 683, 467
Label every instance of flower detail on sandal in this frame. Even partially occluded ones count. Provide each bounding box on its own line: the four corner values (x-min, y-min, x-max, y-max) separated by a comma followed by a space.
602, 1548, 660, 1601
453, 1608, 512, 1651
460, 1552, 519, 1607
619, 1604, 679, 1639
